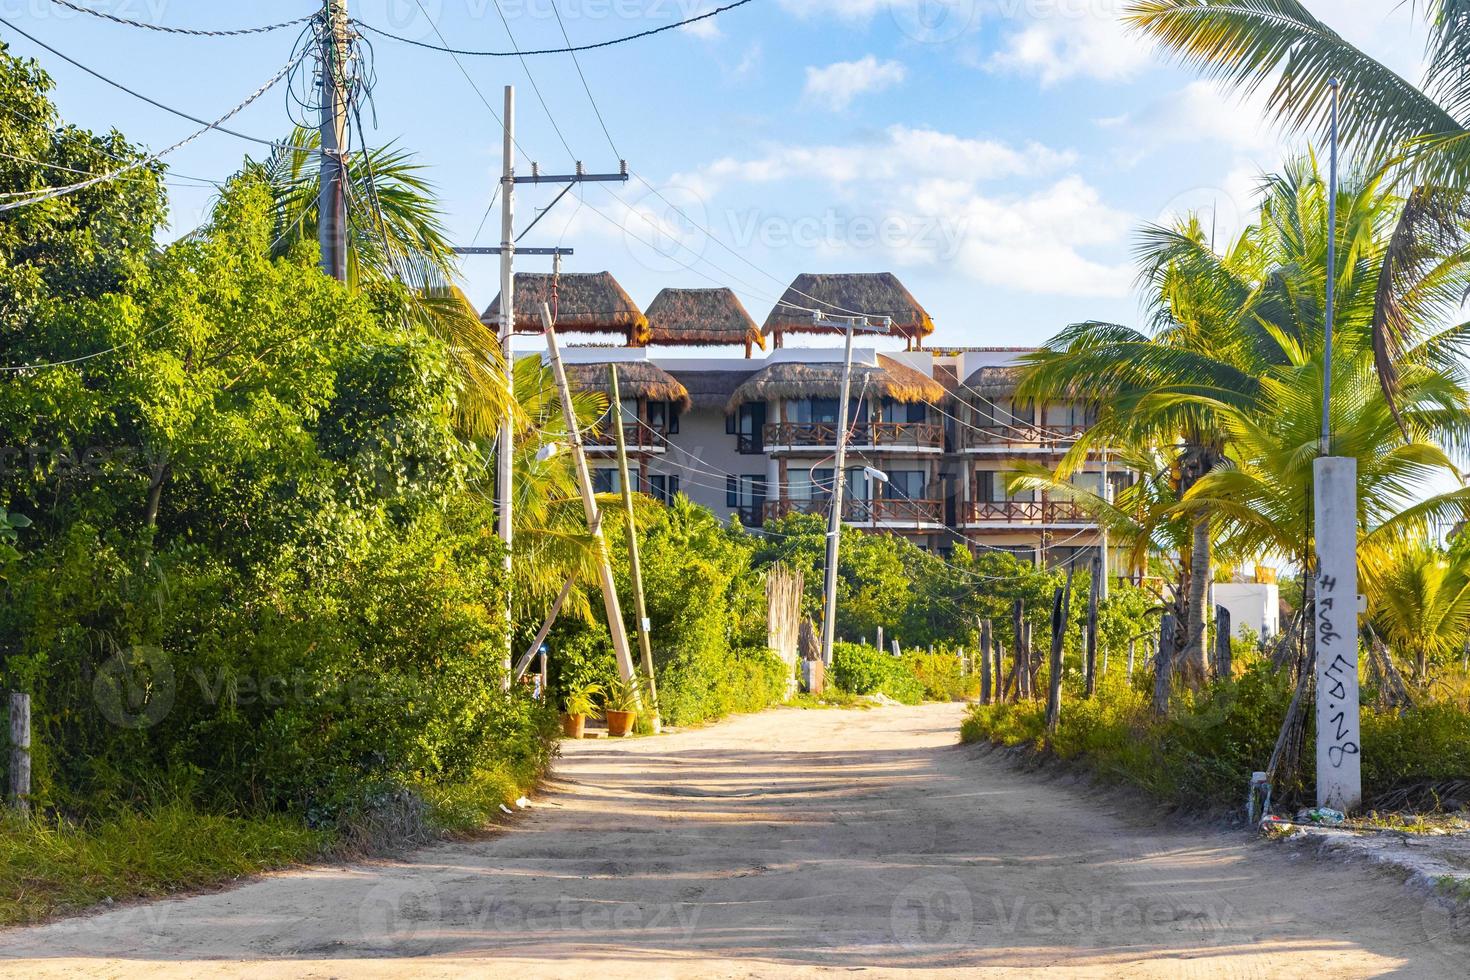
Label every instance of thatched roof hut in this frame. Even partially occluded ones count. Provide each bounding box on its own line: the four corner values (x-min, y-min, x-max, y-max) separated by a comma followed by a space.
962, 365, 1024, 400
566, 361, 691, 411
725, 355, 945, 412
646, 287, 764, 356
762, 273, 935, 349
482, 272, 650, 346
668, 369, 760, 411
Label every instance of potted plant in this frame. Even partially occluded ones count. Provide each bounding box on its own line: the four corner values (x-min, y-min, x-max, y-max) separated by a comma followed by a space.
560, 681, 603, 739
603, 673, 646, 737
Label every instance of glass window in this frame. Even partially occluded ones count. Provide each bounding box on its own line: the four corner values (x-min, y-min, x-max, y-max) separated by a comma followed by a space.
883, 470, 926, 501
592, 469, 620, 495
649, 474, 681, 504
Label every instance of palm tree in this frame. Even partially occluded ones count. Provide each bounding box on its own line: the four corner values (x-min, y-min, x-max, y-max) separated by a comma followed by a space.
1370, 536, 1470, 681
1019, 157, 1464, 686
245, 128, 509, 439
1125, 0, 1470, 413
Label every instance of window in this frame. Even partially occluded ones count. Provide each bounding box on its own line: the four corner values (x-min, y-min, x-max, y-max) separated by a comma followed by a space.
592, 469, 621, 495
883, 470, 927, 501
643, 401, 681, 434
736, 402, 766, 453
648, 474, 680, 504
726, 475, 766, 507
977, 471, 1034, 503
1070, 472, 1103, 497
882, 400, 925, 423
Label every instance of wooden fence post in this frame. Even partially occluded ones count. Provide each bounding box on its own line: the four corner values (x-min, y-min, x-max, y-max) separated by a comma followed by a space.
994, 639, 1005, 703
1153, 614, 1176, 717
1046, 569, 1074, 731
979, 619, 993, 704
1084, 558, 1100, 698
9, 693, 30, 816
1011, 599, 1025, 700
1023, 623, 1036, 699
1215, 605, 1233, 680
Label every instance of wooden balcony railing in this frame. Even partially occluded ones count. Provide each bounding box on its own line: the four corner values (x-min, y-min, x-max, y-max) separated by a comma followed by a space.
763, 496, 944, 525
961, 500, 1091, 524
763, 421, 943, 450
963, 424, 1088, 449
585, 423, 666, 451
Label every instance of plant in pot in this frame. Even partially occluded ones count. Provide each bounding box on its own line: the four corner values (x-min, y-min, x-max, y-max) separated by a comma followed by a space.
560, 681, 603, 739
603, 673, 648, 737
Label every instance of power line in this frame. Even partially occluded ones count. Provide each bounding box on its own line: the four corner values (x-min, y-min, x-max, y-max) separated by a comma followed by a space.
487, 0, 574, 163
0, 44, 308, 211
3, 101, 227, 187
39, 0, 315, 37
0, 16, 307, 150
352, 0, 755, 57
0, 324, 166, 372
0, 147, 220, 190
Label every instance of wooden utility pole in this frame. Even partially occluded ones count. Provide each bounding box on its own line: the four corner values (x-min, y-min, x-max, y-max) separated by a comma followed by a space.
540, 304, 640, 699
610, 366, 661, 730
979, 619, 993, 705
1084, 558, 1101, 698
8, 693, 29, 815
317, 0, 349, 282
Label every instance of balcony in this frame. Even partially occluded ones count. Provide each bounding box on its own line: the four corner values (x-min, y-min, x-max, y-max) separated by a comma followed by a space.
763, 496, 944, 526
961, 500, 1092, 526
763, 421, 944, 452
584, 423, 667, 454
962, 423, 1088, 452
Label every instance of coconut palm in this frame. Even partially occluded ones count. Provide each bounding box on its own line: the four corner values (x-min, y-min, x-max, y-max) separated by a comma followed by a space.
245, 128, 509, 439
1370, 536, 1470, 681
1125, 0, 1470, 413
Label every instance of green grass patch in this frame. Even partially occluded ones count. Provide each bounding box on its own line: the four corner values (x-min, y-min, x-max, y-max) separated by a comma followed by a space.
0, 802, 327, 927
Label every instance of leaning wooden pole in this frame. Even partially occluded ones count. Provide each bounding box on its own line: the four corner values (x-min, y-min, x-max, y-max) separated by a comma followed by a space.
540, 305, 640, 700
514, 574, 577, 682
610, 365, 661, 730
1012, 599, 1026, 700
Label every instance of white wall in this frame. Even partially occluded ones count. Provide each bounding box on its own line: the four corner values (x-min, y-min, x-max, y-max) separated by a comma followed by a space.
1214, 583, 1280, 641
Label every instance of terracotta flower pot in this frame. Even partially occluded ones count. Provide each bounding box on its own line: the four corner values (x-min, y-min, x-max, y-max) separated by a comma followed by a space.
561, 713, 586, 739
605, 709, 636, 737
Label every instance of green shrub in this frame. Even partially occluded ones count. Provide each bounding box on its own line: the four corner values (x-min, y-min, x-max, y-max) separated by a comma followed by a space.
903, 652, 980, 702
832, 643, 925, 704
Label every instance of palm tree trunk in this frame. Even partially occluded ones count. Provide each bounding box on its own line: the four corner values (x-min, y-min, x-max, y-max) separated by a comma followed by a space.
1179, 514, 1211, 688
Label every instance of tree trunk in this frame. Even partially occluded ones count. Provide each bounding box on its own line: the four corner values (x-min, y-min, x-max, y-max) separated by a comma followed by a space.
145, 458, 170, 529
1179, 514, 1211, 688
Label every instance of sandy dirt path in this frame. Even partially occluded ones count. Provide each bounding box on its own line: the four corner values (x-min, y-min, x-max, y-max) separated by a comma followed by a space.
1, 702, 1464, 978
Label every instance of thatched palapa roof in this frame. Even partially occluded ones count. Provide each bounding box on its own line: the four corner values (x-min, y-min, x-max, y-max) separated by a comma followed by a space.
669, 369, 759, 411
962, 365, 1024, 400
762, 273, 935, 345
725, 356, 945, 413
646, 288, 764, 350
482, 272, 650, 345
566, 361, 691, 411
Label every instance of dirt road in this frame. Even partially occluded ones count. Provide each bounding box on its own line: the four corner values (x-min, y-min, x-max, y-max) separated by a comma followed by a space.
1, 702, 1463, 977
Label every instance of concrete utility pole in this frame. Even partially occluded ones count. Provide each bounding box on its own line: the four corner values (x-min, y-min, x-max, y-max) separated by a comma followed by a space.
496, 86, 517, 690
610, 365, 661, 730
317, 0, 349, 281
816, 313, 889, 665
1315, 78, 1361, 813
541, 304, 641, 699
1098, 449, 1111, 603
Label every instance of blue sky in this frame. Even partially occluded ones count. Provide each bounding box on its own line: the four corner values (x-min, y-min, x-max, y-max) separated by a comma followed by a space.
1, 0, 1432, 348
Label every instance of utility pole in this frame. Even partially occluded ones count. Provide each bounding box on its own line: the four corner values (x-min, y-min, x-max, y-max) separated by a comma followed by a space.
317, 0, 349, 281
1314, 77, 1361, 813
1098, 449, 1110, 603
610, 365, 661, 731
816, 313, 889, 665
495, 85, 517, 690
541, 304, 641, 699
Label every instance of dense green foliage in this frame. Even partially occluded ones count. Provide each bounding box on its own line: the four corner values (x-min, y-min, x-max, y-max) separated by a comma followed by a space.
830, 643, 925, 704
0, 50, 553, 842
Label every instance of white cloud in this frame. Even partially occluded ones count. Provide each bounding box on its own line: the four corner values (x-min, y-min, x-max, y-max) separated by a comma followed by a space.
681, 16, 721, 39
802, 56, 908, 111
986, 1, 1152, 85
691, 125, 1074, 192
1097, 81, 1278, 159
